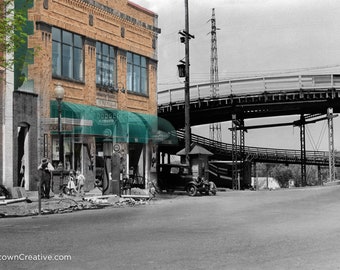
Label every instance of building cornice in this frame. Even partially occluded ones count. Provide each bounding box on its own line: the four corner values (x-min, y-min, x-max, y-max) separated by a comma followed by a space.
80, 0, 161, 34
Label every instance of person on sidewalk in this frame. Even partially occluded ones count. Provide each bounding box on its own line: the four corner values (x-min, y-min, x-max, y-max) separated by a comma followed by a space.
76, 171, 85, 196
38, 158, 54, 199
66, 171, 77, 196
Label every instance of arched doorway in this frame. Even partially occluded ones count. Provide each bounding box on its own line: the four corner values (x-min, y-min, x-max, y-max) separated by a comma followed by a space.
17, 122, 30, 189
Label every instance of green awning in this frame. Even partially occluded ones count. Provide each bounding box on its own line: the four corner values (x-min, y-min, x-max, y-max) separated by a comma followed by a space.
50, 101, 177, 144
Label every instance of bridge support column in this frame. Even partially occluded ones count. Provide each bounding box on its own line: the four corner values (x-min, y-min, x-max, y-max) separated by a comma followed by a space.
317, 165, 323, 186
300, 115, 307, 187
240, 119, 246, 189
327, 108, 335, 182
231, 114, 239, 190
231, 114, 245, 190
253, 162, 258, 190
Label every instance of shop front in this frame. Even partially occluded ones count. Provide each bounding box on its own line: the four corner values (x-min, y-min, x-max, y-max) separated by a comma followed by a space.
49, 101, 177, 194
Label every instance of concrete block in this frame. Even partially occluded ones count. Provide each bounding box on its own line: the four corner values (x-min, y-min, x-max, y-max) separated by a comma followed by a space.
8, 187, 27, 199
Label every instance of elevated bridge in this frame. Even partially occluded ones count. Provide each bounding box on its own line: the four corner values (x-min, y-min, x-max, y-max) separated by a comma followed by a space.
158, 74, 340, 187
158, 74, 340, 128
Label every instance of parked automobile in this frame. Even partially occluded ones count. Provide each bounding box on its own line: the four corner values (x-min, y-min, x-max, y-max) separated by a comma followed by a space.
158, 164, 217, 196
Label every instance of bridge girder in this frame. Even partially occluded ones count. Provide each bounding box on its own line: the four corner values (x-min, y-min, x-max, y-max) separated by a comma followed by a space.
159, 90, 340, 129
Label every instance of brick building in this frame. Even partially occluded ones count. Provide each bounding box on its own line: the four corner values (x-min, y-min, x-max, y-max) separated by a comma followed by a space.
2, 0, 175, 193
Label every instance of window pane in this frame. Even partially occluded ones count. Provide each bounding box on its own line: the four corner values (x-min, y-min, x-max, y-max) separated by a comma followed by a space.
96, 42, 101, 54
141, 67, 147, 94
62, 44, 73, 78
127, 63, 133, 90
52, 28, 61, 42
52, 41, 61, 76
74, 35, 82, 48
102, 44, 108, 56
110, 47, 115, 58
62, 31, 72, 45
74, 47, 83, 81
109, 60, 115, 86
134, 65, 141, 92
141, 56, 146, 67
102, 54, 109, 86
96, 54, 102, 85
133, 54, 141, 66
96, 42, 101, 84
127, 52, 132, 64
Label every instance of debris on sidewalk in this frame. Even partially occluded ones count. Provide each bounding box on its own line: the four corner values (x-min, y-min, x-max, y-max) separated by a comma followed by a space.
83, 193, 152, 207
0, 188, 156, 218
0, 197, 30, 205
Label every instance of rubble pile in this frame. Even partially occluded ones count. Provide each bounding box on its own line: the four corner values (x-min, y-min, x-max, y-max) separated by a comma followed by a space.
83, 194, 151, 207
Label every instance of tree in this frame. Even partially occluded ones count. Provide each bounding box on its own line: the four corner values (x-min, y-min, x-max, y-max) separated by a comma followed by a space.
271, 164, 293, 188
0, 0, 32, 72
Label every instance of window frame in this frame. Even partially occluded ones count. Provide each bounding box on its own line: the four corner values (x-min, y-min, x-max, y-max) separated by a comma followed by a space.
126, 51, 148, 96
52, 27, 84, 82
96, 41, 117, 91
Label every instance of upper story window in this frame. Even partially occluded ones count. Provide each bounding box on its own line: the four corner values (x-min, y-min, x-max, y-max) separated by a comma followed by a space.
126, 52, 148, 95
52, 27, 84, 82
96, 42, 116, 89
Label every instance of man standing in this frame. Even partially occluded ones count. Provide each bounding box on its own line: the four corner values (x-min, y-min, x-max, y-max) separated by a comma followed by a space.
38, 158, 54, 199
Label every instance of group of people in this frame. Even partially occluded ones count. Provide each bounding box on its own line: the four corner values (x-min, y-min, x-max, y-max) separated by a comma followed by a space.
38, 158, 85, 199
66, 170, 85, 196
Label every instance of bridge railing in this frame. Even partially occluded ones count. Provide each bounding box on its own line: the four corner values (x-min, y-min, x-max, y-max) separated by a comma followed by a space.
158, 74, 340, 105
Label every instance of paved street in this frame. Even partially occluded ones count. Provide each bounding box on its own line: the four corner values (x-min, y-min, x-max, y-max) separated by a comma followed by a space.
1, 186, 340, 270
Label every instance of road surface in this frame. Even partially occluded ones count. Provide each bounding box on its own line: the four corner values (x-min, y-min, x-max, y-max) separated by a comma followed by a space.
1, 186, 340, 270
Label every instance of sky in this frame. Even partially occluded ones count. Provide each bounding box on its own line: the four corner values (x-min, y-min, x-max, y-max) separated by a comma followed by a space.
132, 0, 340, 151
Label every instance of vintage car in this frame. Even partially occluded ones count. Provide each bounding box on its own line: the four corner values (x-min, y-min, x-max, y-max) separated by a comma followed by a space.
158, 164, 216, 196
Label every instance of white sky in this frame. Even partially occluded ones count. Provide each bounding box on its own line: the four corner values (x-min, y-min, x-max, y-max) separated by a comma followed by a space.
132, 0, 340, 151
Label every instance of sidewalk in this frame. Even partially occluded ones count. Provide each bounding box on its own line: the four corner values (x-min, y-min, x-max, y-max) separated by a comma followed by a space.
0, 188, 158, 218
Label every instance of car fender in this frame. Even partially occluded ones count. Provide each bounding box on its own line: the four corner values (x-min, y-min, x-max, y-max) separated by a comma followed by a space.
186, 180, 199, 188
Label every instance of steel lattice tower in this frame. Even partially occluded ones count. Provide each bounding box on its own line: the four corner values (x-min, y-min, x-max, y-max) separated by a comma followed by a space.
209, 8, 222, 142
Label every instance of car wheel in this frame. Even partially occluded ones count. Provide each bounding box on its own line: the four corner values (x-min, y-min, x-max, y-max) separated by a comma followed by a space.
186, 184, 197, 196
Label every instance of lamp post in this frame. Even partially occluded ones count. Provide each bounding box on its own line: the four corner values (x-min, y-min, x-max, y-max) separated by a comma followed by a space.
54, 83, 65, 191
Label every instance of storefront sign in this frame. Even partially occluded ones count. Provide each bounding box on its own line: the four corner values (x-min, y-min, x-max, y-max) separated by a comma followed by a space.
49, 124, 73, 131
96, 98, 117, 109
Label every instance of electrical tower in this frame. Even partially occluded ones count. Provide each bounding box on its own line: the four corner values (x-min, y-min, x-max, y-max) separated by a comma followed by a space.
209, 8, 222, 142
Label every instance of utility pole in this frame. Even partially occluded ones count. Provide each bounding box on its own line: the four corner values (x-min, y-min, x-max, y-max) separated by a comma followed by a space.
209, 8, 222, 142
183, 0, 193, 168
178, 1, 194, 168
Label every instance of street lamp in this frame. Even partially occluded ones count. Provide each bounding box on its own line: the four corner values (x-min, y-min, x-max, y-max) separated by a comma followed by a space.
54, 83, 65, 173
